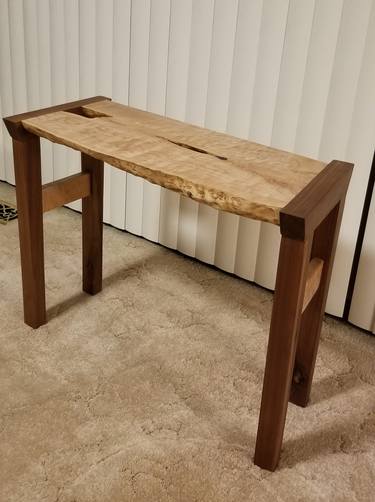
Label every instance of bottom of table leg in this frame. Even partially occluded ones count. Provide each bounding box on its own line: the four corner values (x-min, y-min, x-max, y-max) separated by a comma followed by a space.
24, 311, 47, 329
83, 284, 102, 296
253, 450, 279, 472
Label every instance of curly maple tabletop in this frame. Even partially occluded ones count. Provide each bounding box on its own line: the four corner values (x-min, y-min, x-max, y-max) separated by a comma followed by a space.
21, 99, 326, 225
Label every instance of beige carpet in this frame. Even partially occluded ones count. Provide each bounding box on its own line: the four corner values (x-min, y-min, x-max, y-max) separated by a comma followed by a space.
1, 181, 374, 502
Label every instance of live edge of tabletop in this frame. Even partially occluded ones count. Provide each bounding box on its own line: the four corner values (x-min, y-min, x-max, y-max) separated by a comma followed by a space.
7, 95, 328, 225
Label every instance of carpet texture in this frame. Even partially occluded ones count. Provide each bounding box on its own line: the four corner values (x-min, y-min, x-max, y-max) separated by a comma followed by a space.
0, 181, 374, 502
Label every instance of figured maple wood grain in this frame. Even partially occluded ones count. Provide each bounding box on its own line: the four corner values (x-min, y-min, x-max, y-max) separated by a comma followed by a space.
21, 99, 326, 224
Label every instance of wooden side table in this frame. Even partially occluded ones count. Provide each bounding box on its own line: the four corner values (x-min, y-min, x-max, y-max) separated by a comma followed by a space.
3, 97, 353, 470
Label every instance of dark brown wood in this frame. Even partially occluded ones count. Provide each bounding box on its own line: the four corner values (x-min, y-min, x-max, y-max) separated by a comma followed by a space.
254, 236, 312, 471
3, 96, 110, 141
290, 201, 345, 407
81, 153, 104, 295
254, 161, 352, 470
280, 160, 353, 240
12, 134, 46, 328
42, 172, 91, 212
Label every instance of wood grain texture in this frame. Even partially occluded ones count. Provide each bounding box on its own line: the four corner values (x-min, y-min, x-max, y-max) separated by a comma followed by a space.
290, 201, 345, 407
81, 153, 104, 295
280, 160, 353, 239
302, 258, 324, 312
12, 134, 46, 328
21, 99, 326, 225
3, 96, 110, 140
254, 235, 312, 471
42, 172, 91, 212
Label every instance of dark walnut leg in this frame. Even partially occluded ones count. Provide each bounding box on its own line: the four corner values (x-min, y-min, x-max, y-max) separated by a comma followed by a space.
290, 202, 344, 407
4, 96, 109, 327
12, 134, 46, 328
254, 236, 312, 471
81, 153, 104, 295
254, 161, 353, 471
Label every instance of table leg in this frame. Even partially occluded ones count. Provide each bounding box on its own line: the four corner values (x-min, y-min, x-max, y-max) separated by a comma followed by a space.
254, 235, 312, 471
12, 135, 46, 328
290, 202, 344, 407
81, 153, 104, 295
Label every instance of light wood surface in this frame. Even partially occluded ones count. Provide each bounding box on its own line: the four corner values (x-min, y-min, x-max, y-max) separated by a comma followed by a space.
3, 96, 109, 140
42, 172, 91, 212
21, 99, 325, 225
302, 258, 324, 312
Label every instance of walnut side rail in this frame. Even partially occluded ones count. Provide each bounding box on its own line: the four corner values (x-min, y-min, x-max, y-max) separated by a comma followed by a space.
3, 97, 353, 472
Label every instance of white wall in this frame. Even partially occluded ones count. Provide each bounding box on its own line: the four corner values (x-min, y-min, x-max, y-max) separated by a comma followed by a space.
0, 0, 375, 330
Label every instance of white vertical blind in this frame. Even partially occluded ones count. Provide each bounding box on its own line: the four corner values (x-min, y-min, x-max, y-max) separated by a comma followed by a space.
96, 0, 113, 225
65, 0, 81, 212
0, 0, 374, 329
37, 0, 54, 185
126, 0, 149, 236
250, 0, 290, 289
185, 0, 215, 262
350, 192, 375, 332
109, 0, 130, 229
319, 0, 373, 315
347, 1, 375, 333
143, 0, 169, 242
207, 0, 238, 274
50, 0, 67, 185
159, 0, 192, 250
228, 0, 263, 281
0, 0, 12, 182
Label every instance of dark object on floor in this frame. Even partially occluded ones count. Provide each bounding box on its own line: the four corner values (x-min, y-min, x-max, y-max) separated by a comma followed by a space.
0, 200, 17, 224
